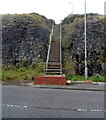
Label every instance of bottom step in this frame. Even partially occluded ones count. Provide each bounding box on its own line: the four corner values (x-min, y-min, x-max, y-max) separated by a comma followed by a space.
34, 75, 66, 85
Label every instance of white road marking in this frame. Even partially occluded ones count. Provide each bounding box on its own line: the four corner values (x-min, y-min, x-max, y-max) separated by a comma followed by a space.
2, 104, 105, 112
23, 106, 28, 108
7, 105, 11, 107
14, 105, 18, 107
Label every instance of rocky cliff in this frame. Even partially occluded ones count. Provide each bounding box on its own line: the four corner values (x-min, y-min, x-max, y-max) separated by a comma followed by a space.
62, 14, 105, 76
2, 13, 105, 76
2, 13, 54, 66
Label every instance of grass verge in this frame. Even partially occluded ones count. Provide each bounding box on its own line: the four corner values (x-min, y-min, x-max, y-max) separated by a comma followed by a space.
66, 74, 105, 82
2, 62, 45, 81
2, 63, 105, 82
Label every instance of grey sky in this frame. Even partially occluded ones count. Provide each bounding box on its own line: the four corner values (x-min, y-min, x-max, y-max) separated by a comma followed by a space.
0, 0, 105, 23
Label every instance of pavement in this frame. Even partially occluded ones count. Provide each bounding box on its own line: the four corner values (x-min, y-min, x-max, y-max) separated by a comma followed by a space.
2, 80, 106, 91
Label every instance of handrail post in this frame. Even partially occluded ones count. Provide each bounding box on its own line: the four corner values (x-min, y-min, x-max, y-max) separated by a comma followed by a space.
60, 22, 62, 75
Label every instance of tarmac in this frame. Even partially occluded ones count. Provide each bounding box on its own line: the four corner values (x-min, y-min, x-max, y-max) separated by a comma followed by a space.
2, 81, 106, 91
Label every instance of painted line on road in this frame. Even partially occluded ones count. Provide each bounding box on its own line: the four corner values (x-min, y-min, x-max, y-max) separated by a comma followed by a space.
2, 104, 106, 112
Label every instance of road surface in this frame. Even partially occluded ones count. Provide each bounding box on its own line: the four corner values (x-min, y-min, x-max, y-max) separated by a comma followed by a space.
2, 85, 104, 118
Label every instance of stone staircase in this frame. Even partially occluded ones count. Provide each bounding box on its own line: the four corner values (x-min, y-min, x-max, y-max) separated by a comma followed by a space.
45, 25, 62, 75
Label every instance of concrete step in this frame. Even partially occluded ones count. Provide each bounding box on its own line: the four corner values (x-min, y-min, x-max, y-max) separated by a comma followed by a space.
51, 44, 59, 46
51, 41, 59, 43
51, 45, 59, 46
50, 50, 59, 52
48, 64, 60, 67
50, 49, 59, 51
48, 62, 60, 65
49, 59, 60, 61
48, 64, 60, 68
51, 47, 59, 48
46, 71, 61, 74
49, 56, 60, 58
49, 60, 60, 62
51, 45, 59, 47
50, 54, 59, 56
49, 53, 59, 55
51, 47, 59, 49
49, 55, 60, 57
51, 46, 59, 48
50, 56, 59, 58
49, 57, 60, 59
48, 66, 60, 69
50, 53, 60, 55
48, 65, 60, 68
51, 43, 59, 44
45, 69, 62, 72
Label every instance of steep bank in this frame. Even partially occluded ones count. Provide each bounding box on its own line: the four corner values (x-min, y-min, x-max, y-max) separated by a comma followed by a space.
2, 13, 105, 77
62, 14, 105, 76
2, 13, 54, 66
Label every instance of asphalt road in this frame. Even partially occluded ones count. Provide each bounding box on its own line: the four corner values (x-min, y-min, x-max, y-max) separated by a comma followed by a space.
2, 85, 104, 118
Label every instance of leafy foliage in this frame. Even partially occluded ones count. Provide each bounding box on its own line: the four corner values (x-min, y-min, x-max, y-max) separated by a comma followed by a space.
93, 74, 105, 82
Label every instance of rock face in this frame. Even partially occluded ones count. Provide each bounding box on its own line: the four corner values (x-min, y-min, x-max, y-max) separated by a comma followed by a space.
62, 14, 105, 76
2, 13, 105, 76
2, 13, 54, 66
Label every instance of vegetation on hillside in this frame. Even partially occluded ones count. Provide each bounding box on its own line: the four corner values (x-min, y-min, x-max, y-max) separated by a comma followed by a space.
62, 13, 105, 78
2, 13, 105, 82
2, 13, 53, 30
2, 62, 45, 81
2, 13, 53, 81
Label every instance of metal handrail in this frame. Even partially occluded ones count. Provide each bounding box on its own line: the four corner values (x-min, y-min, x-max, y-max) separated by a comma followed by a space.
60, 22, 62, 75
46, 23, 54, 74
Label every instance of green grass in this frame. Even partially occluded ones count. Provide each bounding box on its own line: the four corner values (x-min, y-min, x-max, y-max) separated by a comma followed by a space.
66, 74, 105, 82
2, 62, 45, 81
2, 62, 105, 82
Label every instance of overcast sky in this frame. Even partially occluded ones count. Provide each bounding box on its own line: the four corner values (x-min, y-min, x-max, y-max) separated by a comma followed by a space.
0, 0, 105, 23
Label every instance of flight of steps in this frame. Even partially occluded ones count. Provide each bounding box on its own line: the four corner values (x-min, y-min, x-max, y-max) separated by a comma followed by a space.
46, 25, 62, 75
34, 24, 66, 85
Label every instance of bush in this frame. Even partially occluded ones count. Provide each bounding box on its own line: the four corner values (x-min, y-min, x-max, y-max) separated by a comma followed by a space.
93, 74, 104, 82
66, 75, 85, 81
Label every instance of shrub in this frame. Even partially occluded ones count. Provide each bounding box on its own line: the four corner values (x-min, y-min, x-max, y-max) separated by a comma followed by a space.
6, 76, 11, 80
93, 74, 104, 82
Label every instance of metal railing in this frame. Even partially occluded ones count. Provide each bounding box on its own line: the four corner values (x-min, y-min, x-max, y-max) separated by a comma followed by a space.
60, 22, 62, 75
45, 23, 54, 74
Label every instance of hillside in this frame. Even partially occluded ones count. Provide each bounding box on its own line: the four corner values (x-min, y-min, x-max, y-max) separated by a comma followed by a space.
2, 13, 105, 77
62, 14, 105, 76
2, 13, 54, 66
